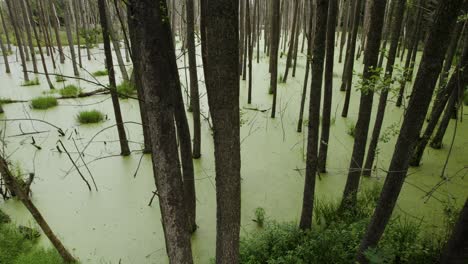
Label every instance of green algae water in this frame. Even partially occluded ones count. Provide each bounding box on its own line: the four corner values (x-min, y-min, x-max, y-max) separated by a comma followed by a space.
0, 39, 466, 263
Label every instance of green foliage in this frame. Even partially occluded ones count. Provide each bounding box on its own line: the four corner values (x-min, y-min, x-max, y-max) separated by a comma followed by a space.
21, 78, 40, 87
347, 123, 356, 138
0, 98, 13, 105
239, 185, 445, 264
55, 75, 66, 82
92, 69, 108, 77
13, 248, 64, 264
0, 209, 11, 224
31, 96, 58, 110
379, 122, 400, 143
117, 81, 136, 99
79, 28, 102, 49
253, 208, 266, 227
278, 74, 284, 83
76, 110, 104, 124
58, 85, 81, 98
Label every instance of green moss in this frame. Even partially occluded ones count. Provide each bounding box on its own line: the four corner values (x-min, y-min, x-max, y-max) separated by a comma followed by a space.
55, 75, 66, 82
58, 85, 82, 98
92, 69, 108, 77
76, 110, 104, 124
31, 96, 58, 110
21, 78, 40, 87
117, 81, 136, 99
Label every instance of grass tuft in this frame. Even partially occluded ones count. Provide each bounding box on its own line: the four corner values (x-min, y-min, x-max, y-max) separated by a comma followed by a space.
21, 78, 40, 87
30, 96, 58, 110
55, 75, 66, 82
347, 123, 356, 138
117, 81, 136, 98
76, 110, 104, 124
59, 85, 82, 98
92, 69, 108, 77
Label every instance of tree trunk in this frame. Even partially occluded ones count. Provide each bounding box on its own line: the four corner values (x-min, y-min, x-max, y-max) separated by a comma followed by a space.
339, 0, 351, 63
317, 0, 338, 173
299, 0, 328, 230
71, 0, 82, 68
5, 0, 28, 81
340, 0, 387, 211
356, 1, 464, 262
362, 0, 406, 177
200, 0, 241, 262
128, 1, 194, 263
247, 0, 253, 103
282, 0, 299, 83
98, 0, 130, 156
440, 198, 468, 264
429, 87, 461, 150
187, 0, 201, 159
0, 155, 76, 263
340, 0, 363, 117
19, 0, 38, 73
270, 0, 280, 118
105, 1, 129, 82
0, 28, 10, 73
23, 0, 54, 89
50, 2, 65, 64
64, 0, 79, 76
0, 5, 12, 52
297, 2, 313, 133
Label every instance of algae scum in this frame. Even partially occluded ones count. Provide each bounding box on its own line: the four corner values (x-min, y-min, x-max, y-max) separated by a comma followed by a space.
0, 43, 466, 263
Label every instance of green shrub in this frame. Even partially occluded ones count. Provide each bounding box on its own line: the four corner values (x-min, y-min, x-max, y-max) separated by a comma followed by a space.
92, 69, 108, 77
347, 123, 356, 138
76, 110, 104, 124
117, 81, 136, 98
58, 85, 81, 98
253, 207, 266, 227
55, 75, 66, 82
13, 248, 64, 264
0, 209, 10, 224
31, 96, 58, 110
21, 78, 40, 86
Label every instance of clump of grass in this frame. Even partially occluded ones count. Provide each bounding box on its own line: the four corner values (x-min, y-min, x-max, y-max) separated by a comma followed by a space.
92, 69, 108, 77
253, 207, 266, 227
30, 96, 58, 110
0, 210, 10, 224
21, 78, 40, 87
55, 75, 66, 82
347, 123, 356, 138
117, 81, 136, 98
76, 110, 104, 124
58, 84, 82, 98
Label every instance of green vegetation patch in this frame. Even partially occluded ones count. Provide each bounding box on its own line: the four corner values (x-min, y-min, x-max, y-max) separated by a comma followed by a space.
240, 185, 445, 264
58, 85, 82, 98
117, 81, 136, 99
0, 209, 11, 224
464, 89, 468, 106
347, 123, 356, 138
92, 69, 108, 77
31, 96, 58, 110
55, 75, 66, 82
76, 110, 104, 124
21, 78, 40, 87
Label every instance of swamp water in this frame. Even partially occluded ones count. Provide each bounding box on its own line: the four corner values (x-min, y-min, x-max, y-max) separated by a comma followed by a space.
0, 42, 466, 263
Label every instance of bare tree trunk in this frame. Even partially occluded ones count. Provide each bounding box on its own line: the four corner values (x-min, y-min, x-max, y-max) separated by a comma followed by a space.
356, 1, 464, 262
5, 0, 28, 81
340, 0, 387, 211
299, 0, 328, 230
339, 0, 351, 63
340, 0, 363, 117
0, 5, 12, 52
318, 0, 338, 173
98, 0, 130, 156
50, 2, 65, 64
0, 28, 10, 73
19, 0, 37, 73
64, 0, 79, 76
23, 0, 54, 89
200, 0, 241, 262
282, 0, 299, 83
247, 0, 253, 103
105, 1, 129, 82
0, 155, 76, 263
270, 0, 280, 118
362, 0, 406, 177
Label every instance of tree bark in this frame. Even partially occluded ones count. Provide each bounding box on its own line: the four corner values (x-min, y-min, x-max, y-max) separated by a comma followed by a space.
362, 0, 406, 177
440, 198, 468, 264
317, 0, 338, 173
19, 0, 37, 73
50, 2, 65, 64
299, 0, 328, 230
270, 0, 280, 118
128, 1, 194, 263
356, 1, 464, 262
340, 0, 387, 211
98, 0, 130, 156
0, 5, 12, 52
64, 0, 79, 76
200, 0, 241, 262
5, 0, 28, 81
282, 0, 299, 83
